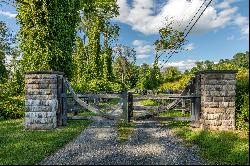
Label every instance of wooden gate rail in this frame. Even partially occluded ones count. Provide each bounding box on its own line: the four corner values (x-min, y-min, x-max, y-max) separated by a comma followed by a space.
63, 78, 116, 120
66, 93, 122, 99
133, 94, 180, 100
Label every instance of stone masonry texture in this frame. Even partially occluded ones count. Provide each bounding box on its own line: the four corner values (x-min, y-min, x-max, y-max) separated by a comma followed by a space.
24, 71, 63, 130
198, 70, 237, 130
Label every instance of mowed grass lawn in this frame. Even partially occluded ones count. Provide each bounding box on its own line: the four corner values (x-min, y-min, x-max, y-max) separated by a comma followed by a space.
0, 119, 93, 165
159, 110, 249, 165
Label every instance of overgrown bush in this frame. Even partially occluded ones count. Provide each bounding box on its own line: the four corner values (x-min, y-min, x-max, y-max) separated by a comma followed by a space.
0, 82, 25, 119
160, 73, 192, 90
71, 79, 123, 93
88, 79, 122, 92
235, 68, 249, 130
0, 70, 25, 119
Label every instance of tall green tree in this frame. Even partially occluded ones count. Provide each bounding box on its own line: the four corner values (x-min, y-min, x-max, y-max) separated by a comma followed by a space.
154, 22, 186, 64
0, 21, 11, 83
113, 44, 136, 89
16, 0, 81, 79
162, 66, 182, 82
79, 0, 119, 79
232, 51, 249, 68
136, 63, 152, 90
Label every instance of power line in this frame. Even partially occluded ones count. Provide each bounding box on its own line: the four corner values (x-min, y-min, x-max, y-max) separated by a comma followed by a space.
159, 0, 213, 69
183, 0, 208, 33
184, 0, 213, 38
156, 0, 208, 66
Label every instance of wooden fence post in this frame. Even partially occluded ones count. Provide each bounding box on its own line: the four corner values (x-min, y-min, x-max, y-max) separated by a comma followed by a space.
190, 77, 196, 121
181, 99, 186, 114
57, 75, 63, 126
190, 97, 195, 121
194, 74, 201, 122
62, 79, 67, 126
128, 92, 133, 122
122, 90, 128, 123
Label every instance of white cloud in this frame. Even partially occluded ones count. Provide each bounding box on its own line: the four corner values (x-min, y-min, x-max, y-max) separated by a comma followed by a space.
132, 40, 144, 46
215, 0, 236, 9
185, 43, 194, 51
233, 14, 249, 40
132, 39, 153, 59
116, 0, 246, 36
227, 35, 235, 40
159, 59, 200, 72
137, 54, 150, 59
0, 10, 17, 18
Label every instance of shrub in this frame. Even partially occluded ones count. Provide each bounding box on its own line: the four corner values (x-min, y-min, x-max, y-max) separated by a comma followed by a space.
0, 96, 25, 119
0, 74, 25, 119
235, 79, 249, 130
71, 79, 123, 93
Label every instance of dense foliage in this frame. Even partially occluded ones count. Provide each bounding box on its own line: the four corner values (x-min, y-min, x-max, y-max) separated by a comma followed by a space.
0, 21, 24, 119
160, 51, 249, 130
0, 1, 248, 130
16, 0, 81, 79
0, 21, 10, 83
71, 0, 121, 92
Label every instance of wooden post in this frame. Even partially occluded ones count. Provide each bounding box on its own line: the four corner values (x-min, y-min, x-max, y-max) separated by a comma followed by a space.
73, 100, 78, 116
128, 92, 133, 122
62, 79, 67, 126
57, 75, 63, 126
181, 99, 186, 114
190, 97, 195, 121
194, 75, 201, 122
194, 97, 200, 121
122, 90, 128, 123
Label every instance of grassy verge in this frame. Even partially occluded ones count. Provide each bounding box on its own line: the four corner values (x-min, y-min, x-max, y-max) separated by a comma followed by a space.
67, 109, 97, 116
159, 109, 190, 117
140, 99, 159, 106
0, 119, 93, 165
97, 98, 121, 107
161, 121, 249, 165
117, 121, 135, 143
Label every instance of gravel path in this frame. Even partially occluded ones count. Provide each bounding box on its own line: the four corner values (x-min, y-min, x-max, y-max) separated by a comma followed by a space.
39, 118, 209, 165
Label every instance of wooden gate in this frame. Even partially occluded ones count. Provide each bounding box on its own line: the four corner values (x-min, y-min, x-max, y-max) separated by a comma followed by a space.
56, 76, 201, 124
127, 76, 201, 123
57, 78, 133, 123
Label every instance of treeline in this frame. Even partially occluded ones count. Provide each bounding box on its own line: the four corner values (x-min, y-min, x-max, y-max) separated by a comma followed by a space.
159, 52, 249, 130
0, 1, 248, 130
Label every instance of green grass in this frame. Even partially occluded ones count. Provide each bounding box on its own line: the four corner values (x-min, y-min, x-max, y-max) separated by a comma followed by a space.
159, 110, 190, 117
97, 98, 121, 107
67, 109, 97, 116
161, 121, 249, 165
140, 99, 159, 106
117, 121, 135, 143
0, 118, 93, 165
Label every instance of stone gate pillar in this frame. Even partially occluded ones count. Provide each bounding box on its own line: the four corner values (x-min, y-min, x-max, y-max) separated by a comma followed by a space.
198, 70, 237, 130
25, 71, 64, 130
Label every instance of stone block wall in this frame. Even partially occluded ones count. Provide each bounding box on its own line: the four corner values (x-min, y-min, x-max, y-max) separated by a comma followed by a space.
198, 70, 237, 130
25, 71, 64, 130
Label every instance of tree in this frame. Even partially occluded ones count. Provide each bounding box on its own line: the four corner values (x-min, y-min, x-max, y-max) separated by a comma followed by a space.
0, 21, 11, 83
154, 21, 187, 64
113, 44, 136, 89
232, 52, 249, 68
162, 66, 182, 82
79, 0, 119, 79
136, 63, 162, 90
136, 63, 151, 90
71, 37, 89, 91
16, 0, 82, 79
190, 60, 215, 73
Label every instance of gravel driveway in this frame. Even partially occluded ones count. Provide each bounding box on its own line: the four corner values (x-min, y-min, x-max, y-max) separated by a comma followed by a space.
39, 119, 209, 165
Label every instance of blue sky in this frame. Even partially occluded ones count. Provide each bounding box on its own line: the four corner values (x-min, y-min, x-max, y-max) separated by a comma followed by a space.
0, 0, 249, 71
